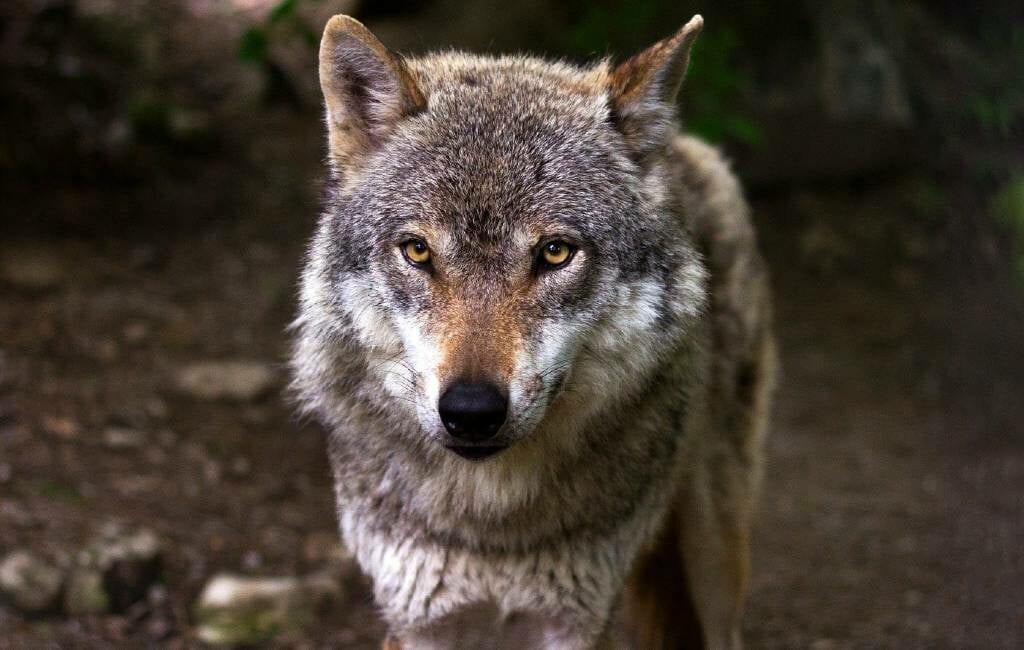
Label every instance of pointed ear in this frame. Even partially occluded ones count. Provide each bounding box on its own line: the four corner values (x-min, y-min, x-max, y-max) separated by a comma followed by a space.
319, 15, 426, 175
609, 15, 703, 156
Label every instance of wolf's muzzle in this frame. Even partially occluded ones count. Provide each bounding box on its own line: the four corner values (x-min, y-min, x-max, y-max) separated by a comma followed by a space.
437, 381, 508, 444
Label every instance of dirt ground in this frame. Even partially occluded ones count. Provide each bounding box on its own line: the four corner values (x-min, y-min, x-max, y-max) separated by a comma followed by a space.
1, 5, 1023, 647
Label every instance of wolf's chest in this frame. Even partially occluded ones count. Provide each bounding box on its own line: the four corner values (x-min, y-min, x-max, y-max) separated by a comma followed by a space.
338, 501, 662, 643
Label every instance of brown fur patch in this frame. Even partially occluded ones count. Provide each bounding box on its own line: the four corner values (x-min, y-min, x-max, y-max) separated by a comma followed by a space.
435, 293, 522, 388
319, 15, 426, 173
610, 15, 703, 109
623, 508, 704, 650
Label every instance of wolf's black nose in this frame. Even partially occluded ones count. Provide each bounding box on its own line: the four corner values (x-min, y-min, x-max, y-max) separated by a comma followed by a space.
438, 382, 507, 442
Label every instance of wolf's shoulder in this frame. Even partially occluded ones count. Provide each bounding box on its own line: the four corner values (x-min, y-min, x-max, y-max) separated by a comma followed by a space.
666, 134, 750, 248
666, 133, 773, 371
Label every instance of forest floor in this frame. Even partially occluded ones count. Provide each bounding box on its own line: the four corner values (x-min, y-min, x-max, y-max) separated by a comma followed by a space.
1, 4, 1023, 639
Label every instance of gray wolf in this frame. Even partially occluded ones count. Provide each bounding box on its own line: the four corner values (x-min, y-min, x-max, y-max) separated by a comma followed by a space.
291, 12, 776, 649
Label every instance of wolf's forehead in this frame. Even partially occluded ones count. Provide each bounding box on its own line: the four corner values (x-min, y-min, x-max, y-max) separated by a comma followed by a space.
413, 55, 610, 133
371, 57, 626, 239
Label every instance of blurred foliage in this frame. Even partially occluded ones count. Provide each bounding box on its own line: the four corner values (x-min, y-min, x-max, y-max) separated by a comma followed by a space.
239, 0, 761, 145
685, 29, 762, 146
238, 0, 317, 64
565, 1, 761, 146
991, 170, 1024, 288
36, 480, 85, 503
960, 22, 1024, 288
965, 25, 1024, 138
237, 0, 319, 106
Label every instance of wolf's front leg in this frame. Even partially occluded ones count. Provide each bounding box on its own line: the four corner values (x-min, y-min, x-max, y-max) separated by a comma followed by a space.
623, 467, 752, 650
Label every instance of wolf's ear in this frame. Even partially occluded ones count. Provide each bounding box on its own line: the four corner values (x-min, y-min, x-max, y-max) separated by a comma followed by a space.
319, 15, 426, 175
608, 15, 703, 157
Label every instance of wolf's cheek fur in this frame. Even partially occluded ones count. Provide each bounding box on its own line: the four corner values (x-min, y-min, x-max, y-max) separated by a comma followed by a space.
391, 314, 448, 435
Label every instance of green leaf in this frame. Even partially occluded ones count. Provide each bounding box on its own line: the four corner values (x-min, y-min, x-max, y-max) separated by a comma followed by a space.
268, 0, 298, 24
238, 27, 268, 63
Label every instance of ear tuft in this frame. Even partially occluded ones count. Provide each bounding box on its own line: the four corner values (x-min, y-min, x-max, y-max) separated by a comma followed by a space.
609, 15, 703, 156
319, 15, 426, 176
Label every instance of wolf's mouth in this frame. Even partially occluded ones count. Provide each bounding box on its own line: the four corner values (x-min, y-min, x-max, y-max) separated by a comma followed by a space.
445, 444, 507, 461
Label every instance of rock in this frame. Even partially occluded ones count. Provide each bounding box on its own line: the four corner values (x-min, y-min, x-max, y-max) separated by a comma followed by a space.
144, 397, 169, 420
102, 426, 147, 449
41, 415, 81, 441
194, 572, 340, 646
228, 456, 252, 479
77, 524, 164, 612
0, 550, 63, 614
174, 361, 274, 402
0, 501, 39, 529
64, 568, 110, 615
0, 246, 65, 291
122, 321, 150, 345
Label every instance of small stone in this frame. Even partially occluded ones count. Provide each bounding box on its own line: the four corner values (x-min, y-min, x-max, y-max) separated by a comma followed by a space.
241, 550, 262, 572
103, 427, 146, 449
174, 361, 274, 402
203, 459, 223, 485
123, 322, 150, 344
90, 338, 119, 363
41, 415, 81, 441
194, 572, 341, 646
228, 456, 251, 479
0, 501, 39, 528
64, 568, 110, 615
0, 550, 63, 614
145, 397, 169, 420
0, 246, 65, 291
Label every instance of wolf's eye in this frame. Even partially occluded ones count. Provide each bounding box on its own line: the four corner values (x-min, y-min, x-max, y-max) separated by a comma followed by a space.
540, 241, 575, 269
401, 239, 432, 266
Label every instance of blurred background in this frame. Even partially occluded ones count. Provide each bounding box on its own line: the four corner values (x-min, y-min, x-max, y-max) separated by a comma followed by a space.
1, 0, 1022, 647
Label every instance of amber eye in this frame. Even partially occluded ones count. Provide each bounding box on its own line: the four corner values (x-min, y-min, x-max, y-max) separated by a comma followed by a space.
540, 241, 574, 268
401, 239, 431, 266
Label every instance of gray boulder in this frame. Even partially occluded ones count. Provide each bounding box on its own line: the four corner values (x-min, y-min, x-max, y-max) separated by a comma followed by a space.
195, 572, 340, 646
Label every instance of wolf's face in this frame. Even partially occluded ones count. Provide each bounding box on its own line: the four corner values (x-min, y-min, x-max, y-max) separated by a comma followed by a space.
296, 17, 706, 463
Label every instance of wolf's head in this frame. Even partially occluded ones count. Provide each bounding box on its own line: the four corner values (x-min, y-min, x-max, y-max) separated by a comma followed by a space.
294, 16, 707, 464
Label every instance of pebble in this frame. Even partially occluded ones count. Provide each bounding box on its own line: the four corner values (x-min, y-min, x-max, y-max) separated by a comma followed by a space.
228, 456, 251, 479
102, 426, 147, 449
41, 415, 81, 441
174, 361, 274, 402
0, 550, 63, 614
145, 396, 169, 420
0, 246, 65, 291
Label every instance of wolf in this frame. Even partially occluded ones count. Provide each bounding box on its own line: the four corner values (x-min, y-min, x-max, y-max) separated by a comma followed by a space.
291, 12, 776, 650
